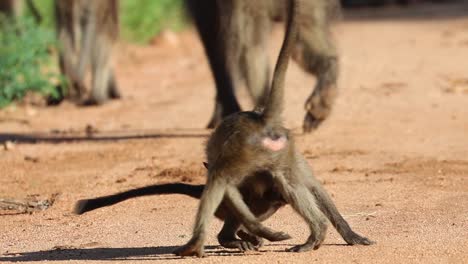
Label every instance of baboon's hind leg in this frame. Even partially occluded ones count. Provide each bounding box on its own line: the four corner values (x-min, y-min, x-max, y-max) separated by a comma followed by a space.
293, 7, 339, 132
274, 172, 328, 252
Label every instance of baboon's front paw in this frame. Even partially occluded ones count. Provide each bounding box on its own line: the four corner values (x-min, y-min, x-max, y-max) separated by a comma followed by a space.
287, 241, 320, 253
236, 230, 264, 248
345, 233, 375, 246
173, 242, 204, 257
287, 244, 312, 253
269, 231, 292, 242
303, 112, 323, 133
287, 235, 325, 252
303, 95, 332, 133
220, 239, 259, 252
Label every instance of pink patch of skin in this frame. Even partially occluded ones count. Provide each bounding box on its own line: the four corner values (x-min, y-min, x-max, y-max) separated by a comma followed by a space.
262, 136, 287, 151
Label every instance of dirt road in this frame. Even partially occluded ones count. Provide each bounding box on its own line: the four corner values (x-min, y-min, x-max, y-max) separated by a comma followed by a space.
1, 3, 467, 263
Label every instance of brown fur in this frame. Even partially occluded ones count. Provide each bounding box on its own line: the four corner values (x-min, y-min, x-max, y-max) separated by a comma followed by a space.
175, 0, 372, 257
74, 0, 371, 257
74, 177, 287, 251
186, 0, 340, 132
54, 0, 120, 104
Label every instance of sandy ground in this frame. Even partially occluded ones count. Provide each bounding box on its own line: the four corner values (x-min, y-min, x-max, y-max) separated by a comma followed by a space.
1, 2, 467, 264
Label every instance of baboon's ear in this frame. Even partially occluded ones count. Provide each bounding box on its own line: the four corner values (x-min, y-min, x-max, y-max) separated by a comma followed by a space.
203, 162, 209, 169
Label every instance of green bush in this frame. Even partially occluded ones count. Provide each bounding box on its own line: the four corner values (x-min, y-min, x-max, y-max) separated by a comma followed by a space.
30, 0, 188, 44
0, 1, 187, 107
121, 0, 187, 43
0, 16, 62, 108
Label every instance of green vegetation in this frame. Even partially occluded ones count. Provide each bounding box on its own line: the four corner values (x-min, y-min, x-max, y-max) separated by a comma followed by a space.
0, 1, 187, 107
29, 0, 188, 43
24, 0, 55, 30
0, 15, 62, 108
121, 0, 187, 43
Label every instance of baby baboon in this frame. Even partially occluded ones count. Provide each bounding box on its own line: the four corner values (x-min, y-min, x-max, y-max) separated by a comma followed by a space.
175, 0, 371, 257
54, 0, 120, 104
186, 0, 340, 132
75, 0, 371, 257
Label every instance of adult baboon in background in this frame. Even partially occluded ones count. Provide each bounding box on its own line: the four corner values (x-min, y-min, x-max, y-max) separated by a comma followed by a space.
54, 0, 120, 105
186, 0, 340, 132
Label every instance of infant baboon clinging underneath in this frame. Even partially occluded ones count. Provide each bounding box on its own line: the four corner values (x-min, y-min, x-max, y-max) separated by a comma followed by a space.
54, 0, 120, 104
186, 0, 340, 132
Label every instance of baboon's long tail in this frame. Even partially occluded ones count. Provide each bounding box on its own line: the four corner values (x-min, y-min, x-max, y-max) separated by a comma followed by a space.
74, 183, 204, 215
262, 0, 299, 123
314, 186, 375, 245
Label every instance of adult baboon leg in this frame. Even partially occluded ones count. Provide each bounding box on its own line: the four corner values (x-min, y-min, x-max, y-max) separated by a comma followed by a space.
186, 0, 241, 128
74, 4, 96, 103
108, 70, 121, 99
80, 1, 119, 105
54, 0, 84, 102
293, 4, 339, 132
273, 171, 328, 252
89, 35, 113, 104
240, 20, 271, 109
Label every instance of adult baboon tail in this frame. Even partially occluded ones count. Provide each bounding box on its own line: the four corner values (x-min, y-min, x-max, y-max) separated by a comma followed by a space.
74, 183, 205, 214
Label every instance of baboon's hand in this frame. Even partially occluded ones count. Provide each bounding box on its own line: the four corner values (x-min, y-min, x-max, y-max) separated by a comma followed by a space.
236, 230, 264, 248
266, 231, 292, 241
303, 112, 324, 133
286, 240, 321, 253
343, 232, 375, 246
219, 238, 260, 252
303, 92, 333, 133
173, 240, 204, 257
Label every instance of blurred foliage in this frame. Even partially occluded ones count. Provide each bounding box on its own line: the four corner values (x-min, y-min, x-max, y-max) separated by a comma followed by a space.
0, 1, 187, 107
121, 0, 187, 43
30, 0, 188, 43
0, 15, 63, 108
24, 0, 55, 30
